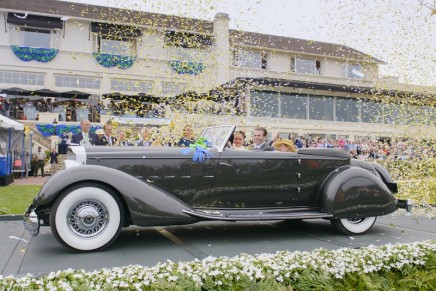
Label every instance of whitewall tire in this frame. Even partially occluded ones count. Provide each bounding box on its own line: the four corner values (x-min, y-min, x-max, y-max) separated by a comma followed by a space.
50, 183, 123, 252
331, 217, 377, 235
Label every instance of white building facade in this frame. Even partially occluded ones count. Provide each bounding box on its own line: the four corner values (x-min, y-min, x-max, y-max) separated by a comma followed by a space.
0, 0, 435, 139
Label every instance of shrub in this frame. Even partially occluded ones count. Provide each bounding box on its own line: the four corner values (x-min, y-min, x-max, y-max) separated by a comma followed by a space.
0, 241, 434, 290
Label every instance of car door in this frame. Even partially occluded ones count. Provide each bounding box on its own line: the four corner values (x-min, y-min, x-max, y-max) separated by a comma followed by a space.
171, 147, 221, 207
207, 149, 300, 208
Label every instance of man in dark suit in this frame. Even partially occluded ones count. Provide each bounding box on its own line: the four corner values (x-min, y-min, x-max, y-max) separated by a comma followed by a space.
252, 127, 274, 151
97, 122, 117, 146
71, 119, 98, 146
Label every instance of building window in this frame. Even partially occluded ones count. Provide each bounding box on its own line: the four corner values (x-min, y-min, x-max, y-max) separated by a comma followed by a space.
261, 53, 268, 69
404, 105, 429, 126
290, 57, 296, 72
111, 79, 153, 93
280, 93, 307, 119
97, 35, 136, 56
383, 103, 405, 125
426, 107, 436, 126
250, 91, 279, 117
19, 27, 51, 48
55, 75, 101, 89
233, 49, 267, 70
296, 58, 322, 75
7, 13, 63, 48
335, 98, 360, 122
161, 82, 187, 95
91, 22, 141, 56
361, 101, 384, 124
348, 64, 365, 79
309, 95, 334, 120
0, 70, 44, 86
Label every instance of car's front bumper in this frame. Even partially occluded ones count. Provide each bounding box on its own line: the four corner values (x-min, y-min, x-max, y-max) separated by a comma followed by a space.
23, 207, 40, 236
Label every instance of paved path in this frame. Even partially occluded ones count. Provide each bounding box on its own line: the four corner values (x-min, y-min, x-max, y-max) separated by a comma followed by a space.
9, 176, 50, 186
1, 212, 435, 278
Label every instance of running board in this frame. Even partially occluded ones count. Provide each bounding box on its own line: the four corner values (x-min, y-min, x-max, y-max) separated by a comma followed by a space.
182, 209, 332, 221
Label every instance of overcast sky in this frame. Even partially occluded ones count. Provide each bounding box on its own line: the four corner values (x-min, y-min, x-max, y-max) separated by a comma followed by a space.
60, 0, 435, 87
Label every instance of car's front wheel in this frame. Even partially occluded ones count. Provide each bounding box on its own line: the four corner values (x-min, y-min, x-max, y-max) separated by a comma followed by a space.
50, 183, 123, 252
331, 217, 377, 235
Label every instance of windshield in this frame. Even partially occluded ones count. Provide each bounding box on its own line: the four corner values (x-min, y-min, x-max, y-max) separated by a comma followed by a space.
200, 125, 235, 150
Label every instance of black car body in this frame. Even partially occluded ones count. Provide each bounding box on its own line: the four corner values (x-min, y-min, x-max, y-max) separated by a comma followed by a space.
24, 125, 411, 251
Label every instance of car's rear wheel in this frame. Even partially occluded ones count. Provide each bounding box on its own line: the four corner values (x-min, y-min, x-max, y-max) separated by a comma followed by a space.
331, 217, 377, 235
50, 183, 123, 252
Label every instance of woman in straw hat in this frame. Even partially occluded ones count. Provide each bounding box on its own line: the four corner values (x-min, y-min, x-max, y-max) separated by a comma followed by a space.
274, 139, 297, 152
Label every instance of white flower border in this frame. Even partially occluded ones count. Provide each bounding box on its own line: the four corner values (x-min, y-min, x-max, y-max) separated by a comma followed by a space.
1, 240, 434, 290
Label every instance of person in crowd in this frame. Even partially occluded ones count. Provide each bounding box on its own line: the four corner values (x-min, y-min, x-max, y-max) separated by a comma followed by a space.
344, 139, 354, 151
3, 100, 10, 117
49, 148, 59, 174
251, 127, 274, 151
95, 128, 105, 140
71, 119, 98, 146
294, 134, 304, 149
232, 130, 247, 150
34, 146, 46, 177
350, 148, 358, 159
358, 149, 370, 160
97, 122, 117, 146
269, 132, 280, 147
137, 127, 153, 146
13, 149, 22, 179
178, 124, 196, 147
274, 139, 297, 152
115, 129, 132, 146
60, 131, 68, 154
23, 147, 31, 178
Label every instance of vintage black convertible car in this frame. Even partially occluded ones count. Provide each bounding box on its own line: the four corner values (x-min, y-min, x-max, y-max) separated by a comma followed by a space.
24, 125, 411, 252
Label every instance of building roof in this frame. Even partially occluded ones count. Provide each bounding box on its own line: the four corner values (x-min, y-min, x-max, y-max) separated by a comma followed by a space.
1, 0, 384, 63
0, 0, 214, 32
230, 30, 384, 63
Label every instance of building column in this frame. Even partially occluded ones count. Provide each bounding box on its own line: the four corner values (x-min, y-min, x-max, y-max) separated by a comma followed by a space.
213, 13, 230, 87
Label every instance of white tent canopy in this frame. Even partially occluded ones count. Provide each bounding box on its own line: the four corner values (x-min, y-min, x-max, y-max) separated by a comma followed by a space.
0, 114, 24, 130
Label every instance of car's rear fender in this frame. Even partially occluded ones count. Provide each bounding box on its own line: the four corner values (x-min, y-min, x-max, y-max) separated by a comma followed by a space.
36, 165, 199, 226
319, 166, 398, 218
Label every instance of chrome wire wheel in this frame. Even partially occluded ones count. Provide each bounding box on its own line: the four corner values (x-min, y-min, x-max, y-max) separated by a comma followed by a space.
50, 183, 123, 252
67, 199, 109, 238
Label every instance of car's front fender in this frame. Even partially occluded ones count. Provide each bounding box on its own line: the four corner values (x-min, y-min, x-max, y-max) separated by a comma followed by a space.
320, 166, 398, 218
36, 165, 199, 226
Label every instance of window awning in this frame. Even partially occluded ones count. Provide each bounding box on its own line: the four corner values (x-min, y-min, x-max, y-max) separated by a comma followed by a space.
91, 22, 142, 38
165, 30, 213, 48
7, 12, 63, 29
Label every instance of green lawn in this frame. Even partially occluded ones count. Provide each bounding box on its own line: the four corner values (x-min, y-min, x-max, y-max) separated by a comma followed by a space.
0, 186, 41, 215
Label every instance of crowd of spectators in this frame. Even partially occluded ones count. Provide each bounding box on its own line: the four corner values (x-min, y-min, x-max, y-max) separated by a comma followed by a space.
71, 119, 434, 162
285, 135, 436, 161
3, 96, 434, 162
0, 98, 105, 122
0, 97, 173, 122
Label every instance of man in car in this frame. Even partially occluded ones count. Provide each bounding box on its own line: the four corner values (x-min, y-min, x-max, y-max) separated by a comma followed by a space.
251, 127, 274, 151
72, 119, 98, 146
96, 122, 117, 146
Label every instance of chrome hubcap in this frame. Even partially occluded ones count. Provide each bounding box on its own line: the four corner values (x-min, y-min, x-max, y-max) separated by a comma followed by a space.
347, 218, 365, 224
67, 199, 109, 238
